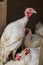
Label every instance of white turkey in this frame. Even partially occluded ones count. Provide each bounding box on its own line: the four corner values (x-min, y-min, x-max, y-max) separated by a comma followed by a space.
5, 47, 40, 65
24, 28, 32, 47
5, 49, 31, 65
35, 22, 43, 37
28, 47, 40, 65
23, 28, 41, 65
0, 8, 37, 63
20, 47, 40, 65
24, 29, 41, 47
21, 47, 31, 65
31, 34, 41, 47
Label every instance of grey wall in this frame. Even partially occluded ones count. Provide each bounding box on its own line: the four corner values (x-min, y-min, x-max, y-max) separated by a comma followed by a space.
7, 0, 43, 33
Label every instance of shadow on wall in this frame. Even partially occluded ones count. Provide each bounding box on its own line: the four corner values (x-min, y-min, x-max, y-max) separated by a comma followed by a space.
0, 0, 3, 1
7, 0, 43, 33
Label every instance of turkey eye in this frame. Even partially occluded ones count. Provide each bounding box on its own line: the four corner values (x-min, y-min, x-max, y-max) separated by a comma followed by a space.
30, 9, 31, 11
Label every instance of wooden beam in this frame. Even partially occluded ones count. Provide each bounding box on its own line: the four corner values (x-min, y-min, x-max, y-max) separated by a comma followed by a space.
0, 0, 7, 36
39, 39, 43, 65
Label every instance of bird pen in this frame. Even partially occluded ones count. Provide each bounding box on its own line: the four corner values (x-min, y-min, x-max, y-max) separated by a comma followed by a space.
0, 0, 43, 65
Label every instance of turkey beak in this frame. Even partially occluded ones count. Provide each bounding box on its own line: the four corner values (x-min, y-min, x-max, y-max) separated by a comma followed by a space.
33, 10, 37, 14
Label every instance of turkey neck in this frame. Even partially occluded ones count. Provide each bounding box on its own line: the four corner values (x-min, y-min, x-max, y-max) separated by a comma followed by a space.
19, 16, 29, 27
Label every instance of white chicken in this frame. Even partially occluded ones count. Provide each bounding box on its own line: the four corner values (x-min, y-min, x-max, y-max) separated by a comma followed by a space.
0, 8, 37, 63
35, 22, 43, 37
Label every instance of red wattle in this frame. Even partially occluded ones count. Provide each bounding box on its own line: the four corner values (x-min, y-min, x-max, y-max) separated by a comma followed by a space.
26, 12, 32, 18
25, 28, 29, 35
15, 53, 21, 61
25, 47, 30, 55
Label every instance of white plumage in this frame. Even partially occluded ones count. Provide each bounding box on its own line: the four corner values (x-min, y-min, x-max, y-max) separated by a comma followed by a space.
29, 47, 40, 65
24, 33, 41, 47
0, 8, 37, 63
15, 47, 40, 65
5, 59, 25, 65
35, 22, 43, 37
5, 47, 40, 65
21, 48, 31, 65
5, 60, 15, 65
1, 17, 27, 46
0, 16, 28, 63
31, 34, 41, 47
24, 28, 32, 47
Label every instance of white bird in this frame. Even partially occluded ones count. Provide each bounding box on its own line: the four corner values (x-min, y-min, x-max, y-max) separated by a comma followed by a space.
31, 34, 41, 47
5, 53, 25, 65
35, 22, 43, 37
29, 47, 40, 65
0, 8, 37, 63
5, 60, 16, 65
23, 29, 41, 65
24, 28, 32, 47
24, 31, 41, 47
20, 47, 40, 65
5, 47, 40, 65
21, 47, 31, 65
5, 48, 31, 65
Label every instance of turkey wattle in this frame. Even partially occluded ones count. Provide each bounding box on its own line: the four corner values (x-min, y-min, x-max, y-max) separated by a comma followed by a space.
0, 8, 37, 63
